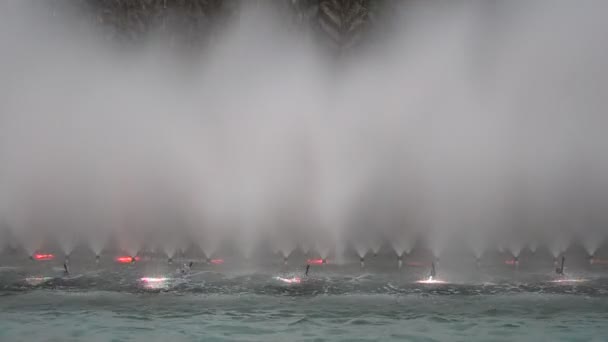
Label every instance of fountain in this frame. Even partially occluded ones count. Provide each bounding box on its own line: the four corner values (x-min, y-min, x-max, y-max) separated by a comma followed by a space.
88, 232, 107, 264
160, 236, 181, 264
508, 241, 524, 268
352, 241, 369, 268
390, 238, 415, 269
58, 233, 80, 266
314, 239, 333, 265
581, 232, 604, 264
549, 236, 571, 267
272, 235, 296, 266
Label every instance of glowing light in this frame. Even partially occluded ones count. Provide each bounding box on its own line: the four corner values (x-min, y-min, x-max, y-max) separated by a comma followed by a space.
551, 278, 587, 283
307, 258, 324, 265
139, 276, 170, 289
504, 259, 518, 265
115, 256, 139, 263
274, 276, 301, 284
33, 253, 55, 261
25, 276, 53, 285
210, 258, 224, 265
416, 277, 447, 284
140, 277, 169, 283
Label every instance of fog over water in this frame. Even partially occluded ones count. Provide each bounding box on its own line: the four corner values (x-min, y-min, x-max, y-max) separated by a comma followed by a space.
1, 1, 608, 264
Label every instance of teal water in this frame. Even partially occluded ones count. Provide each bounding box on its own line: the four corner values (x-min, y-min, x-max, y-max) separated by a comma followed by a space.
1, 265, 608, 341
1, 290, 608, 341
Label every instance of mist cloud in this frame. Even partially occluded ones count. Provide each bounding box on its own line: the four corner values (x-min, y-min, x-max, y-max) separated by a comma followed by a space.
1, 1, 607, 261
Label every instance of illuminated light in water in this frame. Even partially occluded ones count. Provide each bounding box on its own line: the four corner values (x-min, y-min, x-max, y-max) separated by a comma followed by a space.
210, 259, 224, 265
416, 277, 447, 284
33, 253, 55, 261
139, 277, 170, 289
307, 258, 324, 265
140, 277, 169, 283
25, 276, 53, 285
115, 256, 139, 263
551, 278, 587, 283
274, 276, 301, 284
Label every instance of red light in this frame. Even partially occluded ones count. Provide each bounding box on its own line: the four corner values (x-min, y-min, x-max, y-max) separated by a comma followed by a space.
307, 258, 324, 265
33, 253, 55, 261
115, 256, 139, 263
591, 258, 608, 265
505, 259, 518, 265
210, 259, 224, 265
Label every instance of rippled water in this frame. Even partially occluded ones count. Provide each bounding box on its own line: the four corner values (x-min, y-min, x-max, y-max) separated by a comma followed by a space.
1, 265, 608, 341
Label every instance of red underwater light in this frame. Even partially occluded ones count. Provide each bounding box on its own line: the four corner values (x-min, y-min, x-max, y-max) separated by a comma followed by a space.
115, 256, 139, 263
33, 253, 55, 261
307, 258, 325, 265
210, 258, 224, 265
